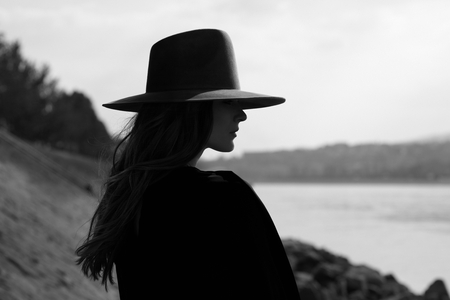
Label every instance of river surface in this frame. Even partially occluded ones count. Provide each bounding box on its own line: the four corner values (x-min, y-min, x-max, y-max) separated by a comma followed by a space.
253, 183, 450, 294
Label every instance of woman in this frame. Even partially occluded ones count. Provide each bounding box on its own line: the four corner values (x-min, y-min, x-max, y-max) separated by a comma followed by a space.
76, 29, 301, 299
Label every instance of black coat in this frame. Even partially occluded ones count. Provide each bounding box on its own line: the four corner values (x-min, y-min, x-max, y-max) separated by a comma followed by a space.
115, 166, 301, 299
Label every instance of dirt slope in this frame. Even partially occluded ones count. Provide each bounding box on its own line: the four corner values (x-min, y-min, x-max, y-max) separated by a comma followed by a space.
0, 129, 119, 300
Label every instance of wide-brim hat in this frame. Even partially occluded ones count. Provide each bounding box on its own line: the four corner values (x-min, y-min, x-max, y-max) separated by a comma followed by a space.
102, 29, 285, 112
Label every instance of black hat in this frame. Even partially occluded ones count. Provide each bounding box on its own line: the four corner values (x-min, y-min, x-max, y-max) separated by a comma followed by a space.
103, 29, 285, 112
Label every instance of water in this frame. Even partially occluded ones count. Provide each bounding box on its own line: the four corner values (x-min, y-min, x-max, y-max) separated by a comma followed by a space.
253, 183, 450, 294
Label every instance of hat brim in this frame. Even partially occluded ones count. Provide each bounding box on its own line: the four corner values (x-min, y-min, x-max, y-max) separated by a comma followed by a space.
102, 89, 285, 112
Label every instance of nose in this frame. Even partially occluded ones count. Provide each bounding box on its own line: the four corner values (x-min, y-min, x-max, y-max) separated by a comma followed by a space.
238, 109, 247, 122
235, 106, 247, 122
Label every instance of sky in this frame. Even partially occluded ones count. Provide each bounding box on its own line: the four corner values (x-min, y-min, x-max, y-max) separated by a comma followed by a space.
1, 0, 450, 159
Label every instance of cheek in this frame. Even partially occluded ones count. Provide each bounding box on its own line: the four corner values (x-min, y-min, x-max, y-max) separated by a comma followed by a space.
207, 118, 235, 152
206, 102, 237, 152
209, 123, 227, 144
210, 106, 229, 136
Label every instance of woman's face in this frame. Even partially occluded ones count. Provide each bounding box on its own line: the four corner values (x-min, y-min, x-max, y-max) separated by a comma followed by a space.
206, 100, 247, 152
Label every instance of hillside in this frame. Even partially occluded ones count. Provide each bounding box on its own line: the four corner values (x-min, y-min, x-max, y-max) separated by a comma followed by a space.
0, 129, 118, 300
0, 130, 448, 300
200, 141, 450, 183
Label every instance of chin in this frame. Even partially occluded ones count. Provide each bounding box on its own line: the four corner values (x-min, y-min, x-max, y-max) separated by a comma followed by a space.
211, 144, 235, 153
218, 147, 234, 153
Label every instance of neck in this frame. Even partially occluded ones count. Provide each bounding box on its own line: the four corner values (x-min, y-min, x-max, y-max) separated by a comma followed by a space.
187, 149, 204, 167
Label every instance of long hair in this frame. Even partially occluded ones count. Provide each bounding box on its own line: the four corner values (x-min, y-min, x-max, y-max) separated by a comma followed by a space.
75, 101, 213, 288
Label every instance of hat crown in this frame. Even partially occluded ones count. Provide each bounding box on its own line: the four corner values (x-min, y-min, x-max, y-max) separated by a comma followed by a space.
146, 29, 240, 92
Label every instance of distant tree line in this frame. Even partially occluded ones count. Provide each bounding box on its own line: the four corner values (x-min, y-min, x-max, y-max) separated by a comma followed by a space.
0, 32, 111, 157
201, 142, 450, 183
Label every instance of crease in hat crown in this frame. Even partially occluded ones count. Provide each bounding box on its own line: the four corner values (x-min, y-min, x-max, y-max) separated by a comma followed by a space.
103, 28, 285, 112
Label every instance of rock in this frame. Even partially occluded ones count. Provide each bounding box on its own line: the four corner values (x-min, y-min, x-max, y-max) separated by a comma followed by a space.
295, 271, 315, 287
283, 239, 323, 273
381, 274, 414, 299
344, 265, 384, 294
424, 279, 450, 300
345, 270, 366, 294
313, 263, 346, 286
348, 290, 366, 300
281, 238, 438, 300
295, 272, 323, 300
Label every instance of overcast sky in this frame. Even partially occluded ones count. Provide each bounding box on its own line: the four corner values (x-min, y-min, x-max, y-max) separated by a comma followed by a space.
1, 0, 450, 159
